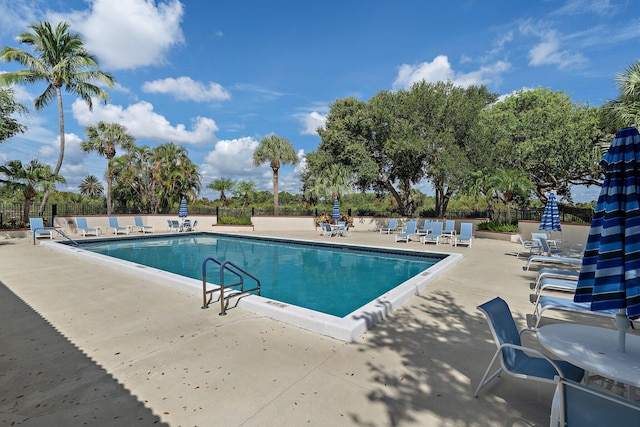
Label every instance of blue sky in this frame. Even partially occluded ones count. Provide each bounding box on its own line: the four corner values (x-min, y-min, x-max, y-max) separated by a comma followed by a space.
1, 0, 639, 203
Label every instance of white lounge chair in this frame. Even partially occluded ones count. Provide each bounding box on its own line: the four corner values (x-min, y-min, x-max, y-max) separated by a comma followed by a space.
442, 220, 456, 240
75, 217, 100, 237
395, 220, 418, 243
167, 219, 181, 232
108, 217, 130, 235
530, 268, 579, 290
133, 216, 154, 233
380, 218, 399, 234
515, 233, 542, 257
523, 237, 583, 271
454, 222, 474, 247
416, 219, 432, 236
29, 217, 53, 239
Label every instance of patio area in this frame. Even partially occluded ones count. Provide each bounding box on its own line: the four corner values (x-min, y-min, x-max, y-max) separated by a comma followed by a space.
0, 230, 623, 426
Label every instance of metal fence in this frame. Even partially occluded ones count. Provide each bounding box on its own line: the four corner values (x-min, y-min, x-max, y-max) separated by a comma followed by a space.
0, 202, 594, 229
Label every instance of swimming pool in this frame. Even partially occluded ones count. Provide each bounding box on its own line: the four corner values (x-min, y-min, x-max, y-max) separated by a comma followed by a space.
44, 233, 462, 341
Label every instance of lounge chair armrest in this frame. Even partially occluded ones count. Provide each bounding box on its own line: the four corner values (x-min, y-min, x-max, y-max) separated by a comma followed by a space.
519, 327, 538, 337
498, 342, 568, 377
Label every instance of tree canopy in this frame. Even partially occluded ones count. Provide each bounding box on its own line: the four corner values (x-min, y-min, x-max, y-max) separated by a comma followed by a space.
0, 87, 27, 143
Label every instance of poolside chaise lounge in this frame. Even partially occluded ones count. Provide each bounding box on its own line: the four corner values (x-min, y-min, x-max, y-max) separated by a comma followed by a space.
522, 238, 583, 271
474, 297, 584, 397
108, 217, 130, 235
442, 220, 456, 239
453, 222, 474, 247
75, 217, 100, 237
530, 268, 579, 290
133, 216, 154, 233
416, 219, 432, 236
395, 220, 418, 243
29, 217, 54, 239
531, 295, 621, 328
380, 218, 399, 234
421, 222, 445, 245
319, 222, 338, 237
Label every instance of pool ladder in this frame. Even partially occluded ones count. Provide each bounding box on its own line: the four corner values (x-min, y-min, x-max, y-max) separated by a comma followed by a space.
201, 256, 261, 315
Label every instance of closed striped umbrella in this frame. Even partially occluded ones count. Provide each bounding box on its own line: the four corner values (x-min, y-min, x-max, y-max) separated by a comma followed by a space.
332, 197, 340, 221
574, 127, 640, 352
539, 192, 561, 233
178, 198, 188, 219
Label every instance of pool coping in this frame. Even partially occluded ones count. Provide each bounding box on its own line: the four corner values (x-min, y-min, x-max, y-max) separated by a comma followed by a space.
41, 232, 463, 342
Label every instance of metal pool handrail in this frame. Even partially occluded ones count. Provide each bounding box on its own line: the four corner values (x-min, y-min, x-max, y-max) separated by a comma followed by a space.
32, 227, 79, 246
201, 256, 261, 315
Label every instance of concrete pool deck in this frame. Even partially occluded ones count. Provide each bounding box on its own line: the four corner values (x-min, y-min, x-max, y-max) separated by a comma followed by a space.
0, 230, 625, 426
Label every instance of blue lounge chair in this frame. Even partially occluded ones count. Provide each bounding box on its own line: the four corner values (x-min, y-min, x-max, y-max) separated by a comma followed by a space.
551, 376, 640, 427
530, 268, 579, 290
416, 219, 432, 236
395, 220, 418, 243
29, 217, 53, 239
133, 216, 154, 233
453, 222, 474, 247
474, 297, 584, 397
421, 222, 445, 245
380, 218, 398, 234
531, 295, 620, 328
75, 217, 100, 237
320, 222, 338, 237
442, 220, 456, 239
167, 219, 181, 232
108, 217, 130, 235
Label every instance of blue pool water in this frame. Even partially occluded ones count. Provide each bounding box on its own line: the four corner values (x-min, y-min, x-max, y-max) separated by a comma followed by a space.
78, 233, 444, 317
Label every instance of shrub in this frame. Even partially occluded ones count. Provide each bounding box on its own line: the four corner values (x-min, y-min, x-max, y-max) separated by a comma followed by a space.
217, 216, 252, 225
476, 221, 518, 233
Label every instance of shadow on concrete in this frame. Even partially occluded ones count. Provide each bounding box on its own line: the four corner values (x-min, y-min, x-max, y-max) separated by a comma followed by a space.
348, 289, 551, 427
0, 281, 168, 426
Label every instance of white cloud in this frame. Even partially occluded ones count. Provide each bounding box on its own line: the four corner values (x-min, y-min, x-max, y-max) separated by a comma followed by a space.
199, 137, 303, 196
392, 55, 511, 90
71, 98, 218, 145
528, 29, 587, 69
142, 76, 231, 102
52, 0, 185, 70
201, 137, 260, 180
298, 111, 326, 135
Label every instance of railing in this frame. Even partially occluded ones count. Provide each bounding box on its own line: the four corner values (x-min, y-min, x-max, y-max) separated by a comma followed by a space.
31, 227, 79, 246
201, 257, 261, 315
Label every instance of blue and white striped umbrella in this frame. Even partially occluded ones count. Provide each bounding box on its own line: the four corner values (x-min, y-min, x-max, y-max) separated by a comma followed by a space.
178, 198, 188, 218
539, 192, 561, 233
574, 127, 640, 352
332, 197, 340, 221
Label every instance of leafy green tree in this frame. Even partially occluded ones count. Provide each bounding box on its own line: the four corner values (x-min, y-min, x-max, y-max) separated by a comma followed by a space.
207, 178, 235, 207
310, 82, 497, 217
0, 21, 116, 214
476, 87, 604, 201
0, 87, 27, 142
605, 60, 640, 128
78, 174, 104, 198
233, 180, 257, 212
253, 135, 298, 215
81, 121, 135, 214
0, 159, 65, 223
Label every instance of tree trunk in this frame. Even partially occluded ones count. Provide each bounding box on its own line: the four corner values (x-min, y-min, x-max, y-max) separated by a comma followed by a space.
273, 168, 279, 215
38, 86, 65, 216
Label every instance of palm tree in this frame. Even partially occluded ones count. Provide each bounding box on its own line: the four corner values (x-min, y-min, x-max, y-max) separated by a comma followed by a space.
0, 21, 116, 214
605, 60, 640, 127
80, 122, 135, 214
78, 174, 104, 198
486, 168, 534, 224
253, 135, 298, 215
304, 164, 352, 204
0, 159, 65, 223
234, 180, 257, 213
207, 178, 235, 207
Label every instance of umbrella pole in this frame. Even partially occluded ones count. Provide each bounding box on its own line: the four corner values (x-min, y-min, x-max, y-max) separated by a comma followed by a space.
615, 309, 629, 352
